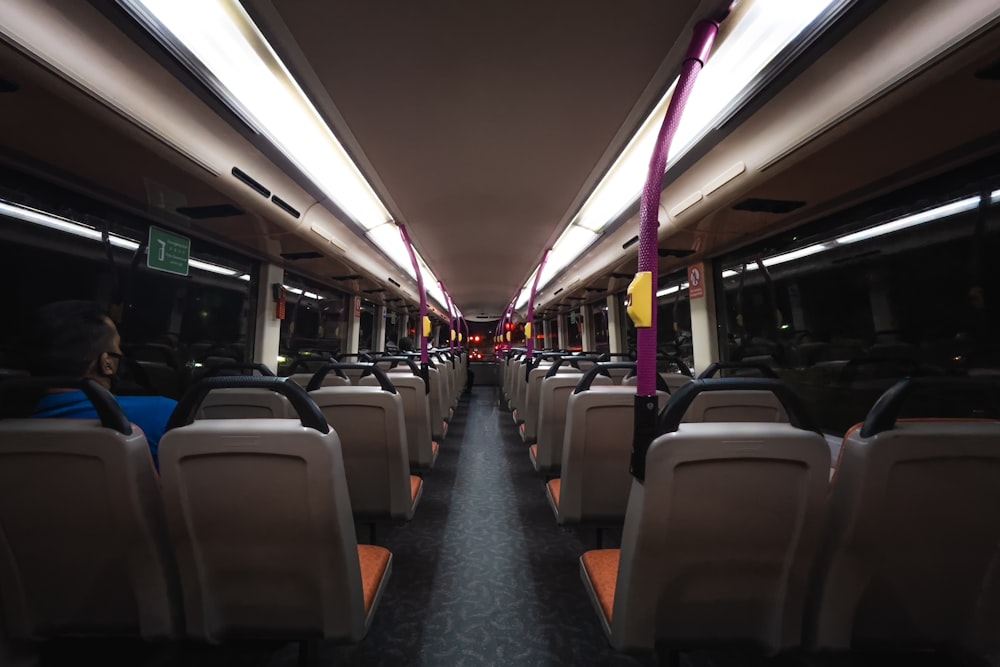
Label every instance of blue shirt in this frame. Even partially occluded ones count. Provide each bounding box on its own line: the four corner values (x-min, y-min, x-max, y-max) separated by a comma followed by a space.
33, 391, 177, 468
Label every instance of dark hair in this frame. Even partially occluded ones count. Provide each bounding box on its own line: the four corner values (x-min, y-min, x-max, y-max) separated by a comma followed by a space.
398, 336, 414, 352
23, 301, 117, 377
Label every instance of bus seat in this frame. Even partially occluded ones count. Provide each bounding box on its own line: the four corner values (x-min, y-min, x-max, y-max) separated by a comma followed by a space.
158, 376, 390, 645
196, 388, 293, 419
425, 365, 448, 440
135, 361, 180, 398
532, 365, 609, 473
581, 379, 829, 652
0, 378, 180, 641
547, 384, 667, 525
519, 362, 554, 444
622, 372, 692, 394
808, 377, 1000, 653
309, 367, 421, 521
287, 372, 351, 389
360, 358, 437, 469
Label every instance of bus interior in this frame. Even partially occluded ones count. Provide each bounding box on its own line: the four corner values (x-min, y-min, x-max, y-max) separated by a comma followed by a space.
1, 1, 1000, 665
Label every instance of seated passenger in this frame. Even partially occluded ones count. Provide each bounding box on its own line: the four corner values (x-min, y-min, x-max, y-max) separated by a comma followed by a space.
23, 300, 177, 468
398, 336, 415, 352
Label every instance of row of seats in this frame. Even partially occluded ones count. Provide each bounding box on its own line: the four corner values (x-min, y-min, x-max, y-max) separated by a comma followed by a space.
577, 376, 1000, 655
0, 376, 393, 659
504, 351, 1000, 656
196, 352, 469, 523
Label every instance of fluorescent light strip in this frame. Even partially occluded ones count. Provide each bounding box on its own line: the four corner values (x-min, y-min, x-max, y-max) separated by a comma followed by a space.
1, 198, 246, 280
835, 196, 979, 245
523, 0, 838, 303
123, 0, 391, 231
724, 193, 990, 277
574, 0, 838, 233
282, 285, 324, 300
657, 282, 690, 298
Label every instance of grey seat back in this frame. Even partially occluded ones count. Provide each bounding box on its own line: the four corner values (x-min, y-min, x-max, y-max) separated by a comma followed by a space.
553, 386, 667, 524
606, 421, 830, 651
533, 370, 609, 472
520, 363, 553, 443
427, 365, 447, 440
310, 386, 418, 520
196, 388, 292, 419
287, 372, 350, 389
361, 369, 436, 468
809, 379, 1000, 652
683, 390, 788, 423
0, 381, 179, 640
160, 420, 379, 641
623, 372, 692, 394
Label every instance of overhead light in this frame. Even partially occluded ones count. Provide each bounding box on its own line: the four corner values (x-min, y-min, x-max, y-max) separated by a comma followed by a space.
120, 0, 392, 231
759, 243, 831, 267
722, 191, 989, 277
657, 282, 690, 298
835, 196, 980, 245
1, 199, 140, 250
2, 198, 250, 279
992, 189, 1000, 204
538, 226, 600, 290
572, 0, 840, 233
366, 223, 417, 280
189, 258, 239, 276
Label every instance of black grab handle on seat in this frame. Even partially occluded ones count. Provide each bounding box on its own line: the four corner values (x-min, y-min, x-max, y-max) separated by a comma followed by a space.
626, 354, 693, 380
367, 356, 421, 377
0, 376, 133, 435
167, 376, 329, 433
307, 363, 397, 394
860, 376, 1000, 437
697, 361, 776, 379
657, 378, 819, 435
200, 362, 275, 378
574, 362, 670, 394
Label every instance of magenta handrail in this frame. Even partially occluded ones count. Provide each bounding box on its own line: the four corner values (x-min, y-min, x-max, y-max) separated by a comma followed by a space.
631, 8, 731, 481
525, 248, 551, 360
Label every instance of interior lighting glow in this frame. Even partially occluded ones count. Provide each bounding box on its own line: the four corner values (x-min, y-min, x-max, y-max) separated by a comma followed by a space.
189, 258, 239, 276
573, 0, 838, 233
538, 226, 600, 290
992, 189, 1000, 204
122, 0, 391, 230
759, 243, 830, 267
367, 223, 418, 280
1, 199, 251, 279
835, 196, 980, 245
657, 282, 690, 298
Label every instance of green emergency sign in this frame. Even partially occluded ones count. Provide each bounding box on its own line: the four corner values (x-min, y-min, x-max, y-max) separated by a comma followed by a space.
147, 226, 190, 276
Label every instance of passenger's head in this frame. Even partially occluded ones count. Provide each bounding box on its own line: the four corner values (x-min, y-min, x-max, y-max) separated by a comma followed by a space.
24, 300, 123, 389
398, 336, 415, 352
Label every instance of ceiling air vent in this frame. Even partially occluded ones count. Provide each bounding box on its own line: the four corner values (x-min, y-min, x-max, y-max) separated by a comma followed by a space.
388, 278, 401, 287
271, 195, 300, 219
975, 57, 1000, 80
0, 78, 19, 93
553, 288, 564, 296
622, 235, 639, 250
280, 251, 323, 261
364, 288, 386, 294
231, 167, 270, 197
732, 198, 805, 214
332, 274, 362, 281
176, 204, 244, 219
659, 248, 695, 258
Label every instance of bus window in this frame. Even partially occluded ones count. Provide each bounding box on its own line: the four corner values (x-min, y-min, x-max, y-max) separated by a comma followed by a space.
717, 165, 999, 436
566, 308, 583, 350
591, 304, 611, 355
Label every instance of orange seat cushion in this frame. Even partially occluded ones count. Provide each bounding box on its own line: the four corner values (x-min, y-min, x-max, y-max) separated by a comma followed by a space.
357, 545, 391, 614
529, 444, 538, 461
410, 475, 423, 502
519, 423, 526, 436
547, 478, 561, 508
432, 441, 440, 456
582, 549, 620, 624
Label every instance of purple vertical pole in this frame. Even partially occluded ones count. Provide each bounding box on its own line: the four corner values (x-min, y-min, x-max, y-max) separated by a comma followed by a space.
398, 224, 429, 371
525, 249, 551, 361
631, 10, 729, 481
